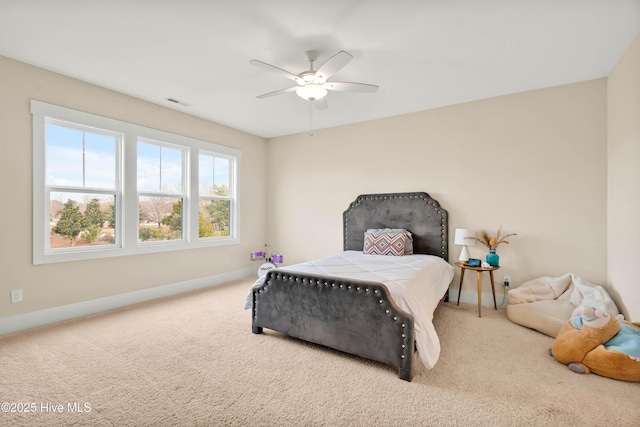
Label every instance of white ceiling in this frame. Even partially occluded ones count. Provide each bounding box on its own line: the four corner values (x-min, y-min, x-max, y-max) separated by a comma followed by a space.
1, 0, 639, 138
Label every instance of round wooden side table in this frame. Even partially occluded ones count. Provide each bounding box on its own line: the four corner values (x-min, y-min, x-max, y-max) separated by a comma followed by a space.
454, 261, 500, 317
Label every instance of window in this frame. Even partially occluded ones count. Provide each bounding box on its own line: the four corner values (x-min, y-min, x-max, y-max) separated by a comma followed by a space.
32, 100, 241, 264
45, 120, 121, 251
198, 153, 233, 239
137, 140, 186, 242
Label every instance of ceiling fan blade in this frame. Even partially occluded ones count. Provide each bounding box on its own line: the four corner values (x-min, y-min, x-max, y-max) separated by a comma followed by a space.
324, 82, 379, 93
314, 51, 352, 83
250, 59, 303, 84
256, 86, 298, 99
314, 97, 327, 110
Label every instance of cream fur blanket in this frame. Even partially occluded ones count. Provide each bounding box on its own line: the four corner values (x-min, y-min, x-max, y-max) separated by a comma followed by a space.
507, 273, 620, 337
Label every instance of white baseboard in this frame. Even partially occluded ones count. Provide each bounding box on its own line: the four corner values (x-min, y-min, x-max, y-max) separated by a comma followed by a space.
0, 268, 255, 336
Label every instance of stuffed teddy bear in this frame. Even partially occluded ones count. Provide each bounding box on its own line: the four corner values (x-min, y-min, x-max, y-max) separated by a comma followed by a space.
549, 306, 640, 382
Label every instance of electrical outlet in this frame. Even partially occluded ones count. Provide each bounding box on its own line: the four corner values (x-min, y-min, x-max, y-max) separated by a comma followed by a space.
224, 257, 230, 266
503, 276, 511, 287
10, 289, 23, 303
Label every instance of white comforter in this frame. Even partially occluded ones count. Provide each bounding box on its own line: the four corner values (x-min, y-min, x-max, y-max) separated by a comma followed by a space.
244, 251, 454, 369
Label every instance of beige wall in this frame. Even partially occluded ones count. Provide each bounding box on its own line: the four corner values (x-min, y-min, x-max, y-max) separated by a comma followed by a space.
608, 34, 640, 321
4, 44, 633, 323
267, 80, 609, 306
0, 55, 267, 319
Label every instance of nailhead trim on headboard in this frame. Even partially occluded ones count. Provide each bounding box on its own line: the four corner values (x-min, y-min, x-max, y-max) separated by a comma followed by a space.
342, 192, 448, 259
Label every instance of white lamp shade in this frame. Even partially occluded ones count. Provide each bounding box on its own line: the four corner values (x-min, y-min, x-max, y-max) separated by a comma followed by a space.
454, 228, 476, 262
454, 229, 476, 246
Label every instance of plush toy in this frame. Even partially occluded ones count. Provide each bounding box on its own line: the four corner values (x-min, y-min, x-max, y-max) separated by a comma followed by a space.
549, 306, 640, 382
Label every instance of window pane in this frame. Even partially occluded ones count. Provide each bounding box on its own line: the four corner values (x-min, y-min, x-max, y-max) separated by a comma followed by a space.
137, 141, 182, 193
199, 154, 230, 196
161, 146, 183, 193
50, 192, 116, 249
139, 196, 183, 241
84, 132, 117, 188
137, 142, 161, 192
46, 124, 84, 187
46, 123, 116, 189
199, 199, 230, 238
214, 157, 229, 190
199, 154, 213, 194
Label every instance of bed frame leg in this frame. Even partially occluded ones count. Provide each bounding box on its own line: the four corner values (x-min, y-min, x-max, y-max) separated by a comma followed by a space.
398, 367, 413, 382
252, 325, 263, 334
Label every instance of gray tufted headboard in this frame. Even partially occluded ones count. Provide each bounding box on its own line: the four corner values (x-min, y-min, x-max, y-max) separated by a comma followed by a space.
343, 192, 448, 259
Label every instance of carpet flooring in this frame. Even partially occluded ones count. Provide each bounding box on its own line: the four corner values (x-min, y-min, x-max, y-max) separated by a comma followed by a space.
0, 277, 638, 426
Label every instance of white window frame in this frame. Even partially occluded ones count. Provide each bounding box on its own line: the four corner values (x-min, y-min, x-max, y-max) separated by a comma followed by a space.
43, 118, 123, 253
32, 100, 241, 265
137, 137, 189, 245
198, 151, 236, 240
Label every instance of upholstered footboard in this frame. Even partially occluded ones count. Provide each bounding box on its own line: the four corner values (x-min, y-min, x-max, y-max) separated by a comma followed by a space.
251, 270, 416, 381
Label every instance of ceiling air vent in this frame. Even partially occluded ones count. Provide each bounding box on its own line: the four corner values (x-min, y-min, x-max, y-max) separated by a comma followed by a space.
165, 98, 191, 107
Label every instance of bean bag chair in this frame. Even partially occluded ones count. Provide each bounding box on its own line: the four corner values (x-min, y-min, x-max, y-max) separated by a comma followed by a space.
506, 273, 619, 338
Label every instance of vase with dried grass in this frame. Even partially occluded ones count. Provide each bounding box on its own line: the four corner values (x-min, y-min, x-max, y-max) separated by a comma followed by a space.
465, 226, 516, 267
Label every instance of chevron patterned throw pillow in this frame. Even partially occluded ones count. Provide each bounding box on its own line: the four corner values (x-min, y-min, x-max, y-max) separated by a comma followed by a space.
363, 230, 406, 256
367, 228, 413, 254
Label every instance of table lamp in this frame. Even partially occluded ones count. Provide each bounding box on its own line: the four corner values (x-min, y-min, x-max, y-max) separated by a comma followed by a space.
454, 228, 476, 262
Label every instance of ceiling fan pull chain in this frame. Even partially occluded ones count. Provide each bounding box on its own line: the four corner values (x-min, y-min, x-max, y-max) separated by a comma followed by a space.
308, 101, 314, 137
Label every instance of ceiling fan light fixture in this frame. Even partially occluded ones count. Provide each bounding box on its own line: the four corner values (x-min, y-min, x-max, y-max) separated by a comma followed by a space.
296, 84, 328, 101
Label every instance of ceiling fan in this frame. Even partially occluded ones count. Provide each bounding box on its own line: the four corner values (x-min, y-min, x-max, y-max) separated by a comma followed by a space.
250, 50, 378, 110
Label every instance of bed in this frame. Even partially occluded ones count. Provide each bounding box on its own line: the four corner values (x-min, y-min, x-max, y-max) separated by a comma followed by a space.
247, 192, 453, 381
